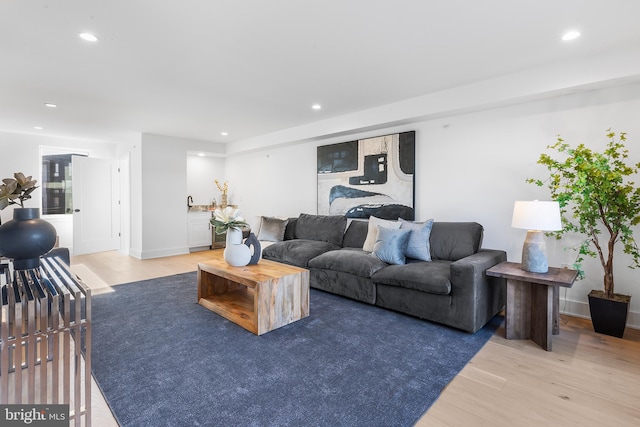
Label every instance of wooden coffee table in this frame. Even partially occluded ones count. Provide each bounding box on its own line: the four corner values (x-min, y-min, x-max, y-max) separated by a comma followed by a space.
197, 251, 310, 335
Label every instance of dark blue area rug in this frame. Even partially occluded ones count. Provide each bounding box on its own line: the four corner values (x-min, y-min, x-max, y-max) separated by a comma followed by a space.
91, 271, 500, 427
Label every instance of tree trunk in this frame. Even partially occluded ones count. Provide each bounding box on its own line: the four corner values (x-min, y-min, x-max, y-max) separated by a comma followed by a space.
603, 268, 614, 299
603, 231, 617, 300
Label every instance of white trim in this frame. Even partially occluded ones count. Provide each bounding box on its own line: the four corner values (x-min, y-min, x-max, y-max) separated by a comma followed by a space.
129, 248, 142, 259
139, 247, 190, 260
559, 296, 640, 330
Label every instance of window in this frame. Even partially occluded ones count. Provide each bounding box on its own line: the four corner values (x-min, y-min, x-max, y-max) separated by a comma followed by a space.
40, 150, 87, 215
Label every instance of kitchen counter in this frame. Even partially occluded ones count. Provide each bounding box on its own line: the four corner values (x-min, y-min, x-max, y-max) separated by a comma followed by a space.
188, 205, 216, 212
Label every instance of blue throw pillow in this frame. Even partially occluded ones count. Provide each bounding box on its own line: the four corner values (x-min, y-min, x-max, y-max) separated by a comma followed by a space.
399, 218, 434, 261
372, 226, 411, 265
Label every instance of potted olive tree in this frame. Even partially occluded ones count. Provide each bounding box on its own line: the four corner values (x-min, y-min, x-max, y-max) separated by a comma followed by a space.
528, 129, 640, 338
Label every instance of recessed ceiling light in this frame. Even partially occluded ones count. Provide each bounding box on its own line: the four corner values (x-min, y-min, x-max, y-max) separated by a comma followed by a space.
312, 104, 322, 110
79, 32, 99, 42
221, 132, 228, 136
562, 30, 580, 41
197, 152, 205, 157
34, 126, 43, 130
44, 103, 57, 108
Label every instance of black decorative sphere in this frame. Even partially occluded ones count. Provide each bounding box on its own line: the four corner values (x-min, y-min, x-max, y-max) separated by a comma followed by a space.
0, 208, 57, 270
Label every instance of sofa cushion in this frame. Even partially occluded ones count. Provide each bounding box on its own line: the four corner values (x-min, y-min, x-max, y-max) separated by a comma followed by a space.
372, 260, 452, 295
430, 222, 483, 261
283, 217, 297, 240
342, 220, 368, 248
309, 248, 388, 278
262, 239, 340, 268
257, 216, 289, 242
295, 213, 347, 246
372, 226, 411, 265
399, 218, 434, 262
362, 216, 401, 252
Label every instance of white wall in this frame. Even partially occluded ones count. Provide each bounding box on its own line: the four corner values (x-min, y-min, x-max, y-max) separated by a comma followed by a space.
226, 81, 640, 328
128, 137, 144, 257
135, 134, 190, 258
186, 155, 226, 206
226, 143, 318, 229
129, 133, 225, 259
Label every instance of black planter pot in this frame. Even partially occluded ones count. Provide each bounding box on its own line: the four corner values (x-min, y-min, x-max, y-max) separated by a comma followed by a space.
588, 290, 631, 338
0, 207, 57, 270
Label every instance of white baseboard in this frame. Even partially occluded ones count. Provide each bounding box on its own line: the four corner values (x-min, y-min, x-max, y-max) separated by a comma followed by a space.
559, 296, 639, 330
139, 247, 189, 259
129, 248, 142, 259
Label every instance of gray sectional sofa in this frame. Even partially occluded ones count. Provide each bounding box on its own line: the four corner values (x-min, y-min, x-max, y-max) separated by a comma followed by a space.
261, 213, 506, 333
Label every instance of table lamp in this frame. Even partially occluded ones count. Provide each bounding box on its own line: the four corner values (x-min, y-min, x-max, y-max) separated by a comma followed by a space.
511, 200, 562, 273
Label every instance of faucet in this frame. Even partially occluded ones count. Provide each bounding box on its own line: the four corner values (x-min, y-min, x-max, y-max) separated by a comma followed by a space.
187, 195, 193, 208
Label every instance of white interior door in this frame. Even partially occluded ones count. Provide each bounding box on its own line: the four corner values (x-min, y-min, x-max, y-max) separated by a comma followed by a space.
72, 156, 120, 255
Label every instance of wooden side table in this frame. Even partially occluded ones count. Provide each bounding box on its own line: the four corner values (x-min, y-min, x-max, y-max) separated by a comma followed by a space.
486, 261, 578, 351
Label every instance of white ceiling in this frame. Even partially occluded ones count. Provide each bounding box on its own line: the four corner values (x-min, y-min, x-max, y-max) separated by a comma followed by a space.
2, 0, 640, 145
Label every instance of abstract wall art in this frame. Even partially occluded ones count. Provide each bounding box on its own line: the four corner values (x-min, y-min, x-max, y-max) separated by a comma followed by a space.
317, 131, 415, 220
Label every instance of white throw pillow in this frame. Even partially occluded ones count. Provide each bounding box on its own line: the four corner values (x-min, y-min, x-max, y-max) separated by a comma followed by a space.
362, 216, 401, 252
257, 216, 289, 242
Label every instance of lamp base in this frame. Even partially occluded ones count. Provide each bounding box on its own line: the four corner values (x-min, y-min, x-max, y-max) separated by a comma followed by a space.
521, 230, 548, 273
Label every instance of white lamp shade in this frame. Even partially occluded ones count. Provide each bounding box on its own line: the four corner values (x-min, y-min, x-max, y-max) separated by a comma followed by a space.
512, 200, 562, 231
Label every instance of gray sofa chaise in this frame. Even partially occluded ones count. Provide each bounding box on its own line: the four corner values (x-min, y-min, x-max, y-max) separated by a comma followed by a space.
261, 213, 506, 333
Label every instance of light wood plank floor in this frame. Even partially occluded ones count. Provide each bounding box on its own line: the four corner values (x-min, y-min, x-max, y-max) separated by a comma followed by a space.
71, 250, 640, 427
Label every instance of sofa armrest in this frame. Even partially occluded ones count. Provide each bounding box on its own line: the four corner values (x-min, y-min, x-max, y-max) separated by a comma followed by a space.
451, 249, 506, 279
449, 248, 507, 332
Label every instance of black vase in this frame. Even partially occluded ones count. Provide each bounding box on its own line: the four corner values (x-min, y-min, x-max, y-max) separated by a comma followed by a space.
0, 208, 57, 270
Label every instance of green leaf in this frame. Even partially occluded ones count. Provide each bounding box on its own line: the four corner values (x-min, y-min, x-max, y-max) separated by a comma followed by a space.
0, 172, 39, 209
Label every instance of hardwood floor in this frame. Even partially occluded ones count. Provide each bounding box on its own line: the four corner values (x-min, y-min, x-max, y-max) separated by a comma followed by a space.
71, 250, 640, 427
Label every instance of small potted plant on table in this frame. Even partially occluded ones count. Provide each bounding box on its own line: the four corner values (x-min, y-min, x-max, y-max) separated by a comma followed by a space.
528, 129, 640, 338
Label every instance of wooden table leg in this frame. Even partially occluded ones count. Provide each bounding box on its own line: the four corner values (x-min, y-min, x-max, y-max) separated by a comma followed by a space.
552, 285, 560, 335
530, 284, 554, 351
506, 279, 555, 351
505, 279, 531, 340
